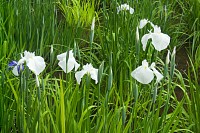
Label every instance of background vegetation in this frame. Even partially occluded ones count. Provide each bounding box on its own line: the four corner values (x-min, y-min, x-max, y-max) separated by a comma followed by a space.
0, 0, 200, 132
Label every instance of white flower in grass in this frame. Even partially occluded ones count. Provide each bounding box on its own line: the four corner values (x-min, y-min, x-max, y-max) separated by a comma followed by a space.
131, 60, 154, 84
117, 3, 134, 14
57, 50, 80, 73
131, 60, 163, 84
75, 63, 98, 84
8, 60, 24, 76
22, 51, 46, 75
9, 50, 46, 87
139, 19, 149, 29
141, 23, 170, 51
9, 51, 46, 76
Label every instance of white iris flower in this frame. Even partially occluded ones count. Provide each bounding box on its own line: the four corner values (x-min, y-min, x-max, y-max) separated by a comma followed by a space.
9, 51, 46, 76
139, 19, 170, 51
22, 51, 46, 75
75, 63, 98, 84
57, 50, 80, 73
117, 3, 134, 14
131, 60, 163, 84
9, 50, 46, 87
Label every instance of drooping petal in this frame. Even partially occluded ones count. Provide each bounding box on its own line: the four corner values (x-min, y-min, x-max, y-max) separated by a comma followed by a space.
57, 52, 67, 72
131, 66, 154, 84
67, 58, 80, 73
58, 59, 66, 73
74, 61, 80, 71
150, 63, 163, 83
57, 52, 66, 61
75, 70, 87, 84
153, 68, 163, 83
141, 33, 152, 51
131, 60, 154, 84
67, 59, 75, 73
151, 33, 170, 51
139, 19, 149, 29
12, 65, 19, 76
26, 56, 46, 75
89, 68, 98, 84
57, 51, 80, 73
68, 50, 80, 72
8, 61, 18, 67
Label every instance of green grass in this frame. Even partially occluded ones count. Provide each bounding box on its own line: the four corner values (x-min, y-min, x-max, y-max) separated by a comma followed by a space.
0, 0, 200, 132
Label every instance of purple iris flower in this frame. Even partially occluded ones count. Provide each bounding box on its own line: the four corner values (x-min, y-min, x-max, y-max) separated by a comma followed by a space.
8, 60, 24, 76
8, 61, 18, 68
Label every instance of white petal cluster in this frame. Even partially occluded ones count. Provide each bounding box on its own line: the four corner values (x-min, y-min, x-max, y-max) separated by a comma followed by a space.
75, 63, 98, 84
12, 51, 46, 76
139, 19, 170, 51
117, 3, 134, 14
10, 51, 46, 87
131, 60, 163, 84
57, 50, 80, 73
23, 51, 46, 75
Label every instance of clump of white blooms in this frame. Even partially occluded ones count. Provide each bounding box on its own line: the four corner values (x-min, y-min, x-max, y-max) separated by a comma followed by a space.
117, 3, 134, 14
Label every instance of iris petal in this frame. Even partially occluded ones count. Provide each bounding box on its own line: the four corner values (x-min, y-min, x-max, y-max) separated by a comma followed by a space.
12, 66, 19, 76
75, 70, 87, 84
139, 19, 149, 29
27, 56, 46, 75
75, 63, 98, 84
141, 33, 152, 51
89, 68, 98, 84
152, 68, 163, 83
8, 61, 17, 67
58, 59, 66, 73
151, 33, 170, 51
57, 50, 80, 73
131, 65, 154, 84
150, 63, 163, 83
